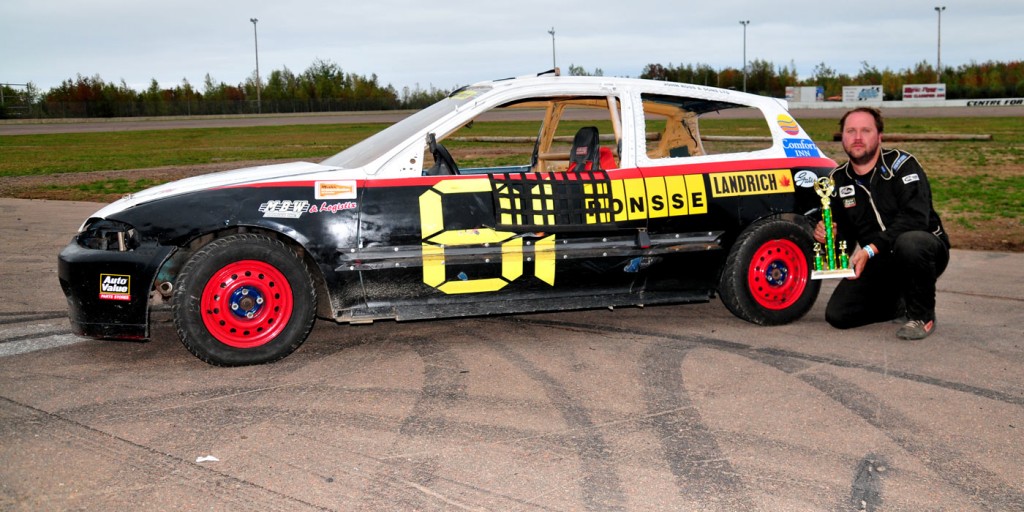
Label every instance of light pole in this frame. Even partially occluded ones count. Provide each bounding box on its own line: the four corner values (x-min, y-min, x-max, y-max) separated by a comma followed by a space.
934, 6, 946, 83
739, 20, 750, 92
250, 17, 261, 114
548, 27, 556, 71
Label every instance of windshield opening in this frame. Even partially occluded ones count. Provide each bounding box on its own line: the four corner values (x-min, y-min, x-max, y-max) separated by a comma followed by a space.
321, 86, 491, 169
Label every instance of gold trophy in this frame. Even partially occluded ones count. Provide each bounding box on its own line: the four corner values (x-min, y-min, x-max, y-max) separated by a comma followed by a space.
811, 177, 856, 280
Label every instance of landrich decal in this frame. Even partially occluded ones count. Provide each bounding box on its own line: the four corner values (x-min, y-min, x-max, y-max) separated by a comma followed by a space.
99, 274, 131, 301
709, 170, 794, 197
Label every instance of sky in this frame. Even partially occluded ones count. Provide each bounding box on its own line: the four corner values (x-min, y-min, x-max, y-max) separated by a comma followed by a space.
1, 0, 1021, 95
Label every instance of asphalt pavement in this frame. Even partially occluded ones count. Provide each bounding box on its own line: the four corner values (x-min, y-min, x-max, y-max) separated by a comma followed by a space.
1, 197, 1022, 511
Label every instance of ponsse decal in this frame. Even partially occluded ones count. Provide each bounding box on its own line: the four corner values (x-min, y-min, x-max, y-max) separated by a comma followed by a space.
585, 175, 708, 223
710, 170, 794, 198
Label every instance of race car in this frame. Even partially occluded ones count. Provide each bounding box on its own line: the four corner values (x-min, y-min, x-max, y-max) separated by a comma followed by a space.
59, 72, 837, 366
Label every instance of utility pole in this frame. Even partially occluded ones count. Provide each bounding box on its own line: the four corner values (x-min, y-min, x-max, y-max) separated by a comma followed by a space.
934, 6, 946, 82
739, 20, 750, 92
250, 17, 261, 114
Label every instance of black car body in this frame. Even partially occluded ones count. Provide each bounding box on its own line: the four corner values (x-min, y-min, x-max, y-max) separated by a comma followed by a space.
59, 74, 836, 365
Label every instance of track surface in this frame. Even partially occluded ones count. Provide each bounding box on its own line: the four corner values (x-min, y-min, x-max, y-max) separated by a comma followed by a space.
1, 198, 1022, 511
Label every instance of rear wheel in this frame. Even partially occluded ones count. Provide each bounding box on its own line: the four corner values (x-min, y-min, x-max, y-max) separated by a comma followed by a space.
718, 218, 820, 325
173, 234, 316, 366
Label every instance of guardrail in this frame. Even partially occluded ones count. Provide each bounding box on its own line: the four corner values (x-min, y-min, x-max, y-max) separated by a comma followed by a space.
788, 97, 1024, 109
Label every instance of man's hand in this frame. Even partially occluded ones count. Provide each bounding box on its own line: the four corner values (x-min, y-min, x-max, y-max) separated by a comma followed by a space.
813, 221, 836, 245
847, 244, 874, 280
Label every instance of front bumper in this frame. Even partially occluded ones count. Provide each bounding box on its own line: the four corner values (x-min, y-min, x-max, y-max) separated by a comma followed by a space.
58, 237, 174, 340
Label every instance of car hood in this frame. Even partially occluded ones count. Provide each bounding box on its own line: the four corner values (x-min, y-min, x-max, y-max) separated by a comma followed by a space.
89, 161, 344, 220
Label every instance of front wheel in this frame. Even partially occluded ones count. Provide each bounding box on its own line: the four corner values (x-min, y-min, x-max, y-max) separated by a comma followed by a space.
173, 234, 316, 366
718, 218, 821, 325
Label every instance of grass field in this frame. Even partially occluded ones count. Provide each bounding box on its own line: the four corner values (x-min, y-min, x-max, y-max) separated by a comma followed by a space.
0, 116, 1020, 251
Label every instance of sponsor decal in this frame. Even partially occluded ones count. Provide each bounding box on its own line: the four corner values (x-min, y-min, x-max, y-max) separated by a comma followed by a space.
844, 198, 857, 208
782, 138, 820, 158
777, 115, 800, 136
902, 174, 920, 184
794, 170, 817, 188
308, 201, 357, 214
709, 170, 794, 198
315, 180, 357, 200
99, 274, 131, 301
583, 175, 708, 223
839, 185, 855, 198
259, 200, 310, 218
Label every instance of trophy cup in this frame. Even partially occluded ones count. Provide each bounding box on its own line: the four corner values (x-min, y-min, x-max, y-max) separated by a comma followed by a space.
811, 177, 856, 280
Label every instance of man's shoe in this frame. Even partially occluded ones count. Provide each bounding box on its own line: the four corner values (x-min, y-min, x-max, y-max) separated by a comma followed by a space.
897, 319, 935, 340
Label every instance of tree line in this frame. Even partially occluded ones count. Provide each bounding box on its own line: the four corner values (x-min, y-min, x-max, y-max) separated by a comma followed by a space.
638, 59, 1023, 101
1, 58, 1020, 119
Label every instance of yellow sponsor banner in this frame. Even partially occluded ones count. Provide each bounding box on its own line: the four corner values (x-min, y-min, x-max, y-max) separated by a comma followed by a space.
709, 170, 794, 198
588, 174, 708, 224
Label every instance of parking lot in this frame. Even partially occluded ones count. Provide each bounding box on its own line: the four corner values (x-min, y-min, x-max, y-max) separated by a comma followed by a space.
1, 197, 1022, 510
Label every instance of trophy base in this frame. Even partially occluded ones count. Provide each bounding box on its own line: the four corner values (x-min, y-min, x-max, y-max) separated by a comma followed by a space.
812, 268, 857, 280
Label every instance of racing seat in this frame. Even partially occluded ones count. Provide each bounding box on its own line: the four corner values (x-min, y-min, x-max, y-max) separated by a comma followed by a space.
567, 126, 616, 172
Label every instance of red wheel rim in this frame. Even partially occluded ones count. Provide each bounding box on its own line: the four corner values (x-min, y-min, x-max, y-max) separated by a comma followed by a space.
200, 260, 293, 348
746, 239, 808, 311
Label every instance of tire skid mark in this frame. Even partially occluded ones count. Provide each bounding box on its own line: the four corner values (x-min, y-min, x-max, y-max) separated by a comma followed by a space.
398, 338, 470, 436
639, 342, 755, 508
506, 317, 1024, 507
0, 311, 68, 325
506, 318, 1024, 406
0, 328, 74, 344
0, 396, 326, 511
279, 425, 562, 512
487, 338, 628, 511
363, 337, 485, 511
800, 372, 1024, 511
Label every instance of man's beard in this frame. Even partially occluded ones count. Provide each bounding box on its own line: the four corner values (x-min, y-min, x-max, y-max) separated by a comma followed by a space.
845, 140, 879, 168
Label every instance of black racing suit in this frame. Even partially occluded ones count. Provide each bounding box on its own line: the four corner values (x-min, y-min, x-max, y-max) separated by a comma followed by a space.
824, 148, 951, 329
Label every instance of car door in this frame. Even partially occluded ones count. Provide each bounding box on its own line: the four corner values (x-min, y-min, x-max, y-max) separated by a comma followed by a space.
349, 92, 658, 321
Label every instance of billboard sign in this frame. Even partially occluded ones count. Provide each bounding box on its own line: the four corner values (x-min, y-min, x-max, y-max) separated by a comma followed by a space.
842, 85, 883, 104
903, 84, 946, 101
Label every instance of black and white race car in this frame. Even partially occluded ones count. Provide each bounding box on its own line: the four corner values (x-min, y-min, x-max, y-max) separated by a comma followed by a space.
59, 73, 836, 365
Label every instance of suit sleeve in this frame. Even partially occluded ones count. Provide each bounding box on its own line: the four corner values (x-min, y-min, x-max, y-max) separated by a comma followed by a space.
863, 156, 933, 254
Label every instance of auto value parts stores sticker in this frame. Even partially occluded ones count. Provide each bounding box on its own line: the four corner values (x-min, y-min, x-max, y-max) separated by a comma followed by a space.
99, 274, 131, 301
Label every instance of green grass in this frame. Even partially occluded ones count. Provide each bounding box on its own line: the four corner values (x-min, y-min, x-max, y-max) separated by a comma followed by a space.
2, 116, 1021, 245
0, 124, 381, 177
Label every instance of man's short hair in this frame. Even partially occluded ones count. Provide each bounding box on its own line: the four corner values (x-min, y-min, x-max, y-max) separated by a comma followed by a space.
839, 107, 884, 133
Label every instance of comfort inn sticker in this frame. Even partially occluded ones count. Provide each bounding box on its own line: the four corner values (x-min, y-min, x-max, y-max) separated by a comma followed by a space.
99, 274, 131, 301
710, 170, 794, 198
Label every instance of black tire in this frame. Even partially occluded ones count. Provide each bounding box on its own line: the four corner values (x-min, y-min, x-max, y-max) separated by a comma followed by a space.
173, 234, 316, 366
718, 218, 821, 325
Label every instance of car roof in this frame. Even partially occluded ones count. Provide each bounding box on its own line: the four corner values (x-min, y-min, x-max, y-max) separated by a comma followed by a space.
462, 74, 789, 113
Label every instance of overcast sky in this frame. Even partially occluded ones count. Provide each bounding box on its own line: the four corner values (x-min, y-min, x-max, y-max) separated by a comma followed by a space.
2, 0, 1020, 94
